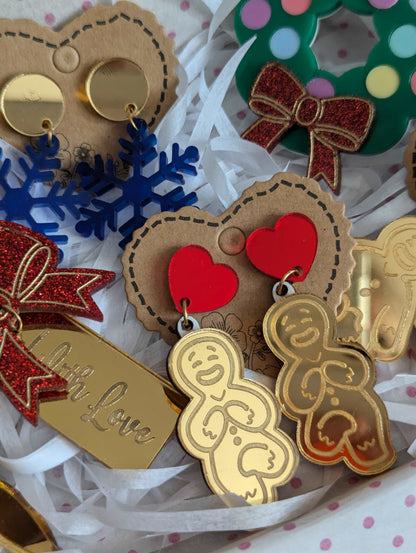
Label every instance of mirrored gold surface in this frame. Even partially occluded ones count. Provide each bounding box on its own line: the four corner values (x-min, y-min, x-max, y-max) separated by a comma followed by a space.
21, 314, 183, 468
0, 74, 64, 136
0, 479, 58, 553
338, 217, 416, 361
85, 58, 149, 121
168, 329, 299, 505
264, 294, 396, 476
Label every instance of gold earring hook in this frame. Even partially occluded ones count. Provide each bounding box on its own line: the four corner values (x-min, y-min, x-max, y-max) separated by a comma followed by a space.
41, 118, 54, 147
125, 103, 139, 131
277, 266, 303, 296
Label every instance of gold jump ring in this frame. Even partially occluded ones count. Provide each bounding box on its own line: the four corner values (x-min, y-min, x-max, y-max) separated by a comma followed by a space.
277, 266, 303, 296
125, 103, 138, 131
42, 119, 54, 147
181, 298, 192, 330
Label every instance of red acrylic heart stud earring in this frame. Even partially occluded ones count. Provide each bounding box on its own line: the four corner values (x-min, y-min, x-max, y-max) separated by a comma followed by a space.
247, 212, 317, 283
247, 212, 317, 300
168, 244, 239, 334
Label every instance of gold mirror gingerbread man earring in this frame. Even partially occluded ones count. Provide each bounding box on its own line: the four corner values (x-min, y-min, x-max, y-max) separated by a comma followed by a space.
167, 244, 299, 505
337, 216, 416, 362
263, 294, 396, 476
247, 213, 396, 476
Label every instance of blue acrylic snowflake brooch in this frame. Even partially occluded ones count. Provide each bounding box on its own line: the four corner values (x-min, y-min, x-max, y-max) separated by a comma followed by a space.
0, 135, 90, 245
75, 118, 199, 248
0, 119, 199, 252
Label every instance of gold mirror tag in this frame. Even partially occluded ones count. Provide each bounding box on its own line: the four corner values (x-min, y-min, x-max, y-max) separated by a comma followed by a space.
85, 58, 149, 121
0, 479, 58, 553
168, 328, 299, 505
21, 314, 184, 469
337, 216, 416, 361
0, 74, 64, 136
264, 294, 396, 475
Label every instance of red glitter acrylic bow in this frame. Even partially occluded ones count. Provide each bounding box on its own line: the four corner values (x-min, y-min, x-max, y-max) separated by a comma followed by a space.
241, 63, 375, 194
0, 221, 115, 424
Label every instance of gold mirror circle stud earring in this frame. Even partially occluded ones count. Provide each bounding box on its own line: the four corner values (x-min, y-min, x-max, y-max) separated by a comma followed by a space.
0, 74, 64, 137
85, 58, 149, 122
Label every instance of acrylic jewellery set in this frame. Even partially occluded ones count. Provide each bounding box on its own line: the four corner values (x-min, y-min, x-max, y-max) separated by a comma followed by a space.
0, 1, 416, 551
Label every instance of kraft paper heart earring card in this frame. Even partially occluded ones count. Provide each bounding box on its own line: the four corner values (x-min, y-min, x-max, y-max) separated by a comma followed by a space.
123, 172, 355, 376
0, 1, 178, 183
0, 2, 200, 251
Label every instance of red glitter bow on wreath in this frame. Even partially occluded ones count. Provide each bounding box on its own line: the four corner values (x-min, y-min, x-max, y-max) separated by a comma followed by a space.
241, 62, 375, 194
0, 221, 115, 424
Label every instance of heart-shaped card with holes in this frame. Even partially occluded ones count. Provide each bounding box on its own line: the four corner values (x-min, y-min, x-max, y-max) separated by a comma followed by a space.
0, 1, 177, 184
122, 173, 355, 377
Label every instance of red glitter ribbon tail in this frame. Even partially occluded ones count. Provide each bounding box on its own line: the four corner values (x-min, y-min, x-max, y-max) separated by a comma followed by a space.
241, 119, 290, 153
308, 135, 339, 194
19, 269, 115, 322
0, 329, 67, 425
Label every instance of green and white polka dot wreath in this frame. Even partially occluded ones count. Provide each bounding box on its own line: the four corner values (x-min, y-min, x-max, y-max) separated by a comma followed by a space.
234, 0, 416, 155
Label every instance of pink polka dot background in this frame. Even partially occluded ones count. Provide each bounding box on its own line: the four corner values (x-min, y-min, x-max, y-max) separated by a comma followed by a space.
405, 494, 415, 507
4, 0, 212, 50
320, 538, 332, 551
60, 502, 72, 513
393, 535, 404, 548
168, 533, 181, 544
311, 6, 377, 81
369, 480, 382, 488
363, 516, 375, 529
284, 522, 296, 531
348, 476, 360, 485
406, 385, 416, 397
44, 12, 55, 25
290, 477, 303, 489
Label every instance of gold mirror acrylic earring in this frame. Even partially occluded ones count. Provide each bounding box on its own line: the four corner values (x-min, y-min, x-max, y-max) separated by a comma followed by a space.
0, 73, 93, 246
0, 73, 64, 139
167, 245, 299, 505
85, 58, 149, 124
0, 478, 59, 553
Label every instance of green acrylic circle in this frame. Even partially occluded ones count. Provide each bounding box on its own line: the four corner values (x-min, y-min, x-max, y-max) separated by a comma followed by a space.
234, 0, 416, 155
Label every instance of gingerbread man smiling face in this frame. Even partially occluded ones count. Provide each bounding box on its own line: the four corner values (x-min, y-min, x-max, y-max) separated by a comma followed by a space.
264, 294, 396, 476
